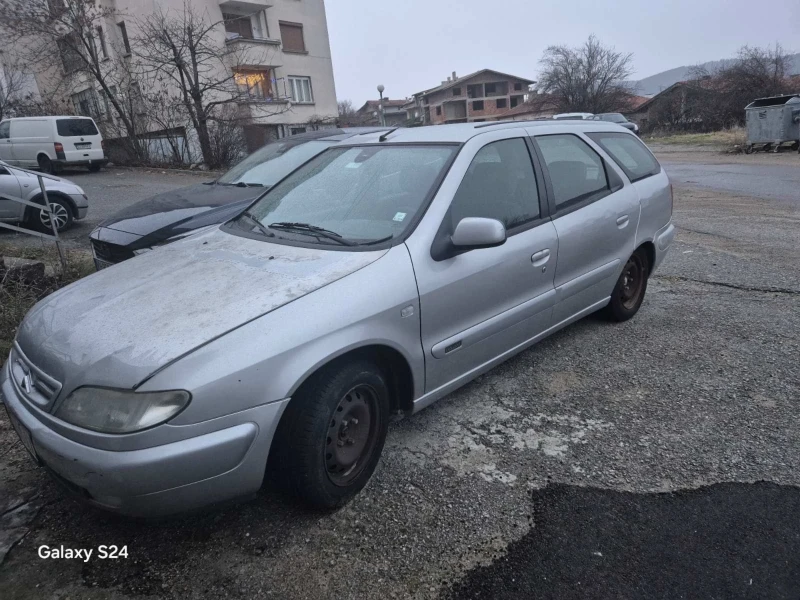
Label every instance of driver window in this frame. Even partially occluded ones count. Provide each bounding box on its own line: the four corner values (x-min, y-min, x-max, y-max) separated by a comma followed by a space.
448, 138, 540, 232
0, 121, 9, 139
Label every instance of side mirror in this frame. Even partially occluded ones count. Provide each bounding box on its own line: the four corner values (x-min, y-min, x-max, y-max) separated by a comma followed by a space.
451, 217, 506, 249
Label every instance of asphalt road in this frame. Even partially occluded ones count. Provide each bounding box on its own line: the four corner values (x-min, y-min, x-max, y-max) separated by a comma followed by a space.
1, 152, 799, 599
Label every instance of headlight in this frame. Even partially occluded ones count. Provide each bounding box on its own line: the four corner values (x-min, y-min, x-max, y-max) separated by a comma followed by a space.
54, 387, 191, 433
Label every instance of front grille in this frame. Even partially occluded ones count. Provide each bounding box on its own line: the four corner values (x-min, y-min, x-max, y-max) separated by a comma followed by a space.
91, 239, 135, 264
8, 342, 62, 410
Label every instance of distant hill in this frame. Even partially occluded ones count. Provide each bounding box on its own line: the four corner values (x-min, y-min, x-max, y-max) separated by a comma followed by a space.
632, 53, 800, 96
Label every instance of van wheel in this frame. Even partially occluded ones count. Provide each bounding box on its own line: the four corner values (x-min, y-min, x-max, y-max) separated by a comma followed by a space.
37, 155, 54, 174
603, 248, 650, 322
272, 360, 390, 509
88, 164, 102, 173
35, 197, 73, 232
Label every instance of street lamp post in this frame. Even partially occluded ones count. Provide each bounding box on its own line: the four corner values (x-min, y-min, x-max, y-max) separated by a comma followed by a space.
377, 84, 386, 127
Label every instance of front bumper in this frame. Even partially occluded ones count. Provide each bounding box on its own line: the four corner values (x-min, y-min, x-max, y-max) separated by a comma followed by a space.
1, 359, 289, 517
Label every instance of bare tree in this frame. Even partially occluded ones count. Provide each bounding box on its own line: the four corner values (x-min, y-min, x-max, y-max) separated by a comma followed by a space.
0, 60, 29, 121
537, 35, 635, 114
0, 0, 146, 157
135, 2, 287, 168
336, 99, 362, 126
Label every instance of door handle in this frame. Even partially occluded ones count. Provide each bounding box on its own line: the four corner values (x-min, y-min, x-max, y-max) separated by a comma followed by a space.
531, 249, 550, 266
616, 215, 630, 228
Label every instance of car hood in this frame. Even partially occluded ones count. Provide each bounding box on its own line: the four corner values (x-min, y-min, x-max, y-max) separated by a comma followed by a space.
8, 165, 83, 195
98, 183, 263, 237
17, 227, 386, 396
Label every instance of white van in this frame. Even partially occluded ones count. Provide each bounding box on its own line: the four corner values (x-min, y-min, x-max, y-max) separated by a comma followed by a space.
0, 116, 107, 174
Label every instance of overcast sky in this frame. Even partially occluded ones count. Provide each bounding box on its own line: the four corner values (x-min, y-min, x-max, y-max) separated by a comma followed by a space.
325, 0, 799, 106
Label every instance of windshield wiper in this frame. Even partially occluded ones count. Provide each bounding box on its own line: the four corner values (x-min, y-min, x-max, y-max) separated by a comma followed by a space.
357, 234, 394, 246
268, 222, 356, 246
202, 180, 217, 185
240, 211, 274, 238
234, 181, 264, 188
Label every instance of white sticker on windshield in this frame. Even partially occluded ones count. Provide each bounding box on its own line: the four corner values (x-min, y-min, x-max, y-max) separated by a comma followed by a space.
393, 212, 407, 222
345, 162, 361, 169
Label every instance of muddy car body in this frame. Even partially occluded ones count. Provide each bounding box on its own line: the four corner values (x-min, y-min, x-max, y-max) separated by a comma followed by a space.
2, 121, 674, 516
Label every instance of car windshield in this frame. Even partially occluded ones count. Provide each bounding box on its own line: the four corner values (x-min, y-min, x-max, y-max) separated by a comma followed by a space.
232, 144, 456, 245
601, 114, 627, 123
217, 139, 336, 187
56, 118, 99, 136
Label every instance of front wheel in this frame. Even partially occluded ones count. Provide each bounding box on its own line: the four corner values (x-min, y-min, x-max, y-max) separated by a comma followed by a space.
603, 248, 650, 322
34, 197, 73, 232
272, 360, 390, 508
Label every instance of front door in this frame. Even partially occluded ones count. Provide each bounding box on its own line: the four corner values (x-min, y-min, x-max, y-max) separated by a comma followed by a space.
531, 131, 640, 323
0, 165, 23, 219
0, 121, 14, 164
407, 132, 558, 393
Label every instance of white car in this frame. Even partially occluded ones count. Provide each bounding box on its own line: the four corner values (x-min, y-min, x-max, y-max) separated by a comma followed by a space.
0, 116, 107, 174
0, 160, 89, 231
553, 112, 595, 120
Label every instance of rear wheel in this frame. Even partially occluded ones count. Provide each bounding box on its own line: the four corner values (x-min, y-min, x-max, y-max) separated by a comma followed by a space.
744, 144, 754, 155
88, 163, 102, 173
272, 360, 390, 508
603, 247, 650, 322
37, 154, 54, 174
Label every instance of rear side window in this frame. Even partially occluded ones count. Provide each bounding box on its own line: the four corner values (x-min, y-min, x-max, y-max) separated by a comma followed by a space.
0, 121, 8, 139
535, 134, 609, 208
449, 138, 540, 232
56, 118, 99, 137
587, 132, 660, 182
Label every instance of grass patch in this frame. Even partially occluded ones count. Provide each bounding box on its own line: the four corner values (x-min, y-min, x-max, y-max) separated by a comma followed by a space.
644, 127, 747, 150
0, 242, 95, 362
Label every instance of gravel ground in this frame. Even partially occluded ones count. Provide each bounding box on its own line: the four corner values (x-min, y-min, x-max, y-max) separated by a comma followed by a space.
1, 152, 799, 599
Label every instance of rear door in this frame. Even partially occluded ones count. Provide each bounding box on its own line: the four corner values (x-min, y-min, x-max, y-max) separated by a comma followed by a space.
0, 164, 23, 219
407, 130, 558, 393
55, 118, 103, 162
530, 131, 640, 324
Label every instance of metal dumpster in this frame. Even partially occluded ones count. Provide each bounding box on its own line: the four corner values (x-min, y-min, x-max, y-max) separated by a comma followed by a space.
744, 94, 800, 153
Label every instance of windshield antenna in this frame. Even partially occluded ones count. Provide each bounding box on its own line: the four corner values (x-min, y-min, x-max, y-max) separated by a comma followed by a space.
378, 127, 398, 142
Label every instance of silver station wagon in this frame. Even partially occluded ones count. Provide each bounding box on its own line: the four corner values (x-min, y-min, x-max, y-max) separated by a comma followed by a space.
1, 121, 675, 516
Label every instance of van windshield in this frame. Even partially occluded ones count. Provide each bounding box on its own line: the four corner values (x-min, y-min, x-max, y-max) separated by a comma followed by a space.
231, 144, 456, 246
56, 119, 99, 137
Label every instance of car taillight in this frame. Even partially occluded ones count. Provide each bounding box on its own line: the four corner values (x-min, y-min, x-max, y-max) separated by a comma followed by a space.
54, 142, 64, 153
101, 140, 106, 150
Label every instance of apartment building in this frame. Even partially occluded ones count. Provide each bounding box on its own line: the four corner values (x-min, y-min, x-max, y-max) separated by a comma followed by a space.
355, 99, 408, 126
410, 69, 535, 125
7, 0, 338, 158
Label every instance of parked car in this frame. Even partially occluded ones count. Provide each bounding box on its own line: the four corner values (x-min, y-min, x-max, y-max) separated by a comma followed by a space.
89, 127, 386, 270
590, 113, 640, 134
2, 121, 674, 516
553, 112, 595, 120
0, 116, 107, 174
0, 160, 89, 232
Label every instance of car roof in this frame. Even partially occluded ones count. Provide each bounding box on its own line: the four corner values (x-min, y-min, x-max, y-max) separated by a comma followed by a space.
336, 120, 633, 146
278, 127, 390, 143
3, 115, 95, 120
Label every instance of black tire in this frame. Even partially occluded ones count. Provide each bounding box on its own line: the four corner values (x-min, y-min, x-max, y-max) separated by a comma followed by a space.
744, 144, 754, 155
272, 360, 390, 508
603, 247, 650, 322
32, 197, 73, 232
88, 163, 102, 172
37, 154, 54, 174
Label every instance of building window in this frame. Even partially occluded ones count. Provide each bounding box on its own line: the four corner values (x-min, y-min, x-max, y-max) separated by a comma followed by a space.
235, 69, 273, 100
72, 88, 100, 118
117, 21, 131, 55
279, 21, 306, 52
452, 87, 461, 96
472, 100, 484, 111
514, 82, 523, 91
436, 106, 442, 116
57, 34, 83, 73
96, 26, 108, 59
290, 127, 307, 135
223, 13, 254, 39
496, 98, 507, 109
288, 76, 313, 103
510, 96, 520, 108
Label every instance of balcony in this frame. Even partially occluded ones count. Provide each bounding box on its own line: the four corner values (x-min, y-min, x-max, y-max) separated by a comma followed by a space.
225, 32, 281, 47
219, 0, 273, 9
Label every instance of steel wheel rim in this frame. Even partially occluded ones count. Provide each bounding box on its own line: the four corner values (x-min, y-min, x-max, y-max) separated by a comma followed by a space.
325, 384, 379, 486
40, 203, 68, 231
620, 255, 645, 310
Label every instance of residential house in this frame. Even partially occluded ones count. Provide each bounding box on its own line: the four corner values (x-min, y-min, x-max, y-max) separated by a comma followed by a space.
410, 69, 534, 125
355, 99, 408, 126
624, 82, 713, 132
4, 0, 339, 159
491, 92, 560, 121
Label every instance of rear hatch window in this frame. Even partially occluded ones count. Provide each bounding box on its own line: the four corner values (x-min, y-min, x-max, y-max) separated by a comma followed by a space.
56, 119, 99, 137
